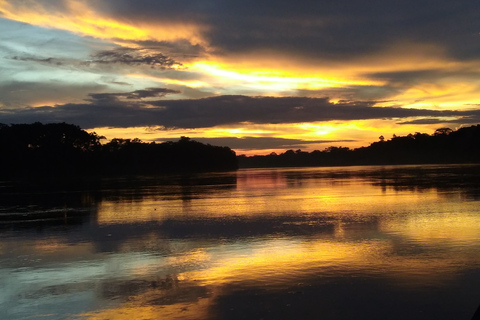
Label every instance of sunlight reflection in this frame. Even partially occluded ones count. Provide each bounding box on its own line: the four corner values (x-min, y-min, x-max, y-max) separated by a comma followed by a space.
76, 297, 213, 320
381, 209, 480, 245
2, 167, 479, 320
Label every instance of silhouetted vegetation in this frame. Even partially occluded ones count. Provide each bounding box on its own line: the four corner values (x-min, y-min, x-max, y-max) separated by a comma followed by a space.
0, 122, 237, 177
2, 122, 479, 174
239, 124, 480, 168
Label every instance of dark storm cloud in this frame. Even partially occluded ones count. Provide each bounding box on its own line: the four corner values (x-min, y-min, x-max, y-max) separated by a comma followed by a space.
88, 48, 184, 69
191, 137, 355, 150
1, 94, 478, 129
207, 0, 480, 60
142, 96, 471, 128
96, 0, 480, 61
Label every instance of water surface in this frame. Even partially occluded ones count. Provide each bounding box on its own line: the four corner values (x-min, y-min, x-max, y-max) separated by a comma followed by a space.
1, 165, 480, 319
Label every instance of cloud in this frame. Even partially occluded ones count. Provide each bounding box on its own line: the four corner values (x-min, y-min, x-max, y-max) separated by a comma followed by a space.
8, 47, 185, 71
4, 0, 478, 63
10, 56, 64, 66
189, 137, 356, 150
398, 116, 480, 125
295, 86, 403, 102
97, 0, 478, 62
1, 93, 478, 129
87, 87, 181, 103
88, 48, 184, 69
218, 1, 479, 61
2, 1, 479, 109
0, 81, 109, 108
122, 39, 206, 61
143, 96, 473, 128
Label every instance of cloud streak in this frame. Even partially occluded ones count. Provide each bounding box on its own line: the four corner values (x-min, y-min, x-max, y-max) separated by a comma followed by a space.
1, 93, 477, 130
87, 88, 180, 103
88, 48, 185, 69
191, 137, 355, 150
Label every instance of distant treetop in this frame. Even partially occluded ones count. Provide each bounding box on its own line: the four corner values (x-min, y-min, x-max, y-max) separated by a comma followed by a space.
0, 122, 238, 176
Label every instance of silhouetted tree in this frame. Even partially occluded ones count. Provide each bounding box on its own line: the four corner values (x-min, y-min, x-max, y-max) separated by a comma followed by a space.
0, 123, 238, 176
238, 125, 480, 168
0, 122, 103, 175
434, 127, 453, 136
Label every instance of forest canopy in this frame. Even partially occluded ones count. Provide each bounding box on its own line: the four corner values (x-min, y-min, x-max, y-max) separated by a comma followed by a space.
239, 124, 480, 168
1, 122, 479, 175
0, 122, 238, 176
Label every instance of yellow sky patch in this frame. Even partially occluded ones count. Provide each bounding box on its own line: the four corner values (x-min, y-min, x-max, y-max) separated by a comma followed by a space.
189, 61, 383, 90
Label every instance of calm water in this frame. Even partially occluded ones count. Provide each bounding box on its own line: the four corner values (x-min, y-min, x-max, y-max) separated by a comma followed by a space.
1, 165, 480, 320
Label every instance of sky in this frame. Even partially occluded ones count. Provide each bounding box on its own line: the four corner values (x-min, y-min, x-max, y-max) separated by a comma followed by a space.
0, 0, 479, 155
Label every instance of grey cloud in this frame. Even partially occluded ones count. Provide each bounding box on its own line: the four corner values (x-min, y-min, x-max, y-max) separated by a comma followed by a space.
1, 94, 478, 129
296, 85, 403, 102
108, 81, 132, 86
122, 39, 206, 61
397, 118, 454, 125
208, 0, 480, 61
361, 69, 480, 103
87, 87, 180, 103
0, 81, 108, 108
366, 69, 480, 86
4, 0, 479, 66
10, 56, 64, 66
398, 116, 480, 125
144, 96, 468, 128
91, 0, 480, 61
88, 48, 184, 69
7, 47, 185, 72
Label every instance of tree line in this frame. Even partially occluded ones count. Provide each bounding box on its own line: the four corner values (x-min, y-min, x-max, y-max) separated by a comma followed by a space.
0, 122, 238, 176
238, 125, 480, 168
2, 122, 479, 175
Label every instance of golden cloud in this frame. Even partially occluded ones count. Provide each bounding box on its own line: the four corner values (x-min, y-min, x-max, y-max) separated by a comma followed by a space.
0, 0, 206, 44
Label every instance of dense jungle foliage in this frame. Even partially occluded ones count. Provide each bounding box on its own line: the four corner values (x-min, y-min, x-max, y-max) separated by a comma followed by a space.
239, 125, 480, 168
0, 122, 238, 176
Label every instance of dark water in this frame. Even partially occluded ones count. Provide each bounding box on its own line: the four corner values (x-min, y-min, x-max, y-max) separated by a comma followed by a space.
1, 164, 480, 320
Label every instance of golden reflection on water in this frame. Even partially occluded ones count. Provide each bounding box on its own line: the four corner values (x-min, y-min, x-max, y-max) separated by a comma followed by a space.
178, 235, 480, 288
96, 170, 448, 225
91, 168, 480, 289
85, 168, 480, 318
381, 210, 480, 245
69, 234, 480, 319
177, 240, 382, 286
77, 297, 213, 320
2, 166, 480, 320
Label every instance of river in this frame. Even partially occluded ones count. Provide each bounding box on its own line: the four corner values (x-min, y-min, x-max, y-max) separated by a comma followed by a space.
1, 164, 480, 320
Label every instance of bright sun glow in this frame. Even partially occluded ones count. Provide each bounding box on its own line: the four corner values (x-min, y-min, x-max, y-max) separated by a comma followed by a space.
190, 62, 383, 91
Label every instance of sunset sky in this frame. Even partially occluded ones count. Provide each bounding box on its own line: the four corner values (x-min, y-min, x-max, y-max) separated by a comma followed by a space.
1, 0, 479, 155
